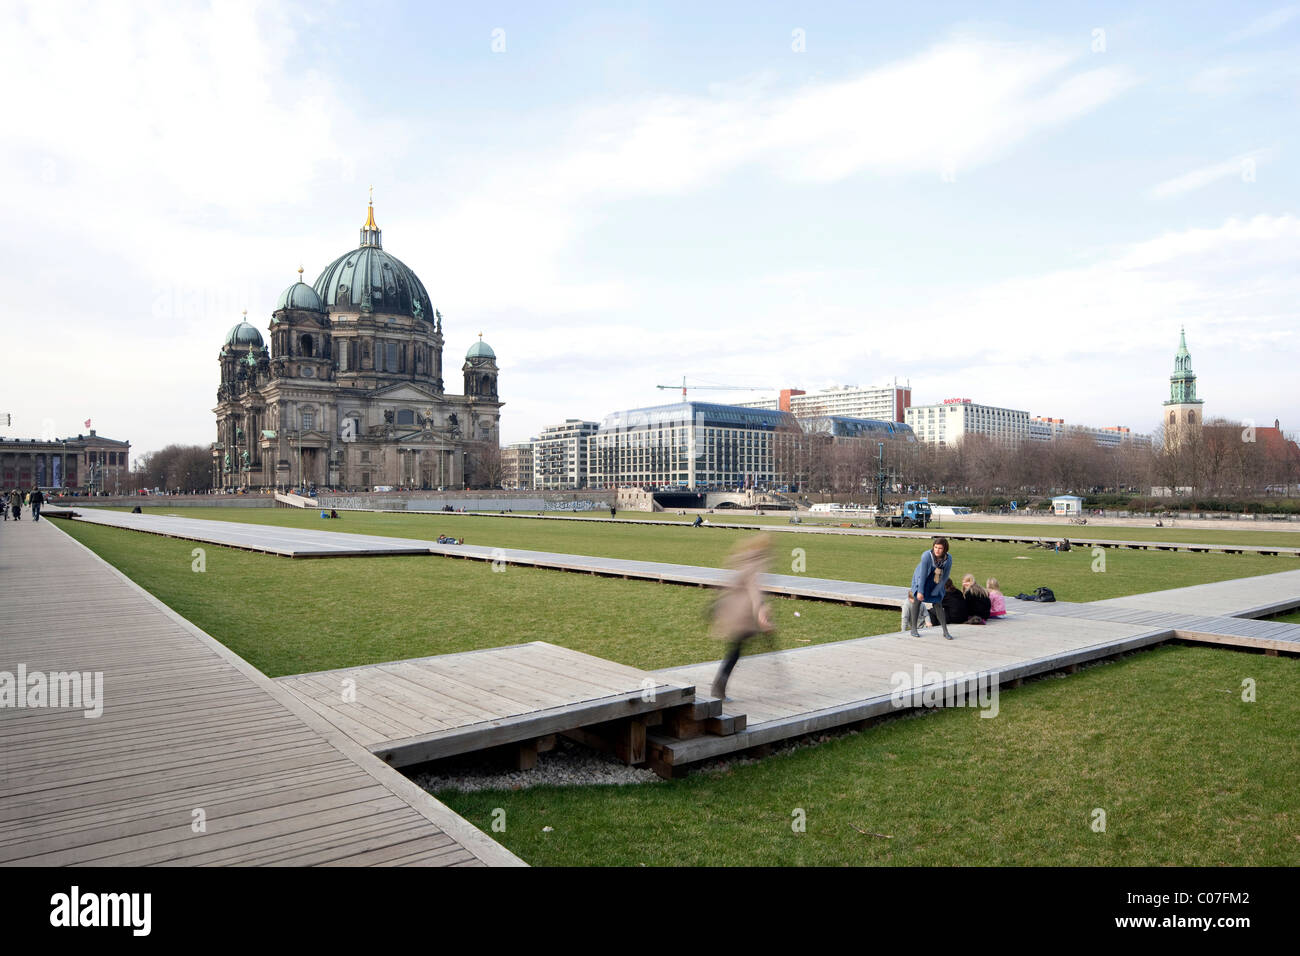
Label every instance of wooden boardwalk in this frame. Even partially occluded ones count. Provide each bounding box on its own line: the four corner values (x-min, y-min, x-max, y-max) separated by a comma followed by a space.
447, 510, 1300, 556
37, 508, 1300, 778
0, 518, 523, 866
58, 508, 431, 557
276, 643, 696, 767
648, 611, 1174, 768
51, 508, 914, 608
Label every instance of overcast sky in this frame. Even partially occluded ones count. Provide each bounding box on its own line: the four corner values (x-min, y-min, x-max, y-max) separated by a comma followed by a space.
2, 0, 1297, 455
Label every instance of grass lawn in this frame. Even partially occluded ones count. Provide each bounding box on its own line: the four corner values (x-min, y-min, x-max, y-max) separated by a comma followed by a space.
438, 644, 1300, 866
83, 506, 1295, 606
49, 513, 1300, 867
52, 519, 898, 675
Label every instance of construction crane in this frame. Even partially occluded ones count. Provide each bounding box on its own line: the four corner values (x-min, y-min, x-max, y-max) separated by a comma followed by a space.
655, 376, 776, 400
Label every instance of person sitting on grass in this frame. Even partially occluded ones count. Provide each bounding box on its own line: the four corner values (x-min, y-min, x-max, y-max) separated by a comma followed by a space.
961, 574, 991, 624
985, 578, 1007, 618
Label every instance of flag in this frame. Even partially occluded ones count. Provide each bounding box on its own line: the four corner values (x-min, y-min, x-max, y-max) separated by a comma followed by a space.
84, 419, 92, 429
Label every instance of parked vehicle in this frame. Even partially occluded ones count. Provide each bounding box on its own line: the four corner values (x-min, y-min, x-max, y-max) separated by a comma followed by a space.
875, 500, 932, 529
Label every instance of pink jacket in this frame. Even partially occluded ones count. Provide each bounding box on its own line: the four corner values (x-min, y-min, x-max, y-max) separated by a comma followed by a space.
988, 591, 1007, 617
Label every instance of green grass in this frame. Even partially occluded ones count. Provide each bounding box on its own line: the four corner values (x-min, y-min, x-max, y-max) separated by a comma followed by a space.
86, 506, 1294, 606
53, 519, 898, 676
439, 645, 1300, 866
50, 511, 1300, 867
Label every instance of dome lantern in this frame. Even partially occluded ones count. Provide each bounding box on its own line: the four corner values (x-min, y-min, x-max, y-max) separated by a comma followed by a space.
360, 186, 382, 249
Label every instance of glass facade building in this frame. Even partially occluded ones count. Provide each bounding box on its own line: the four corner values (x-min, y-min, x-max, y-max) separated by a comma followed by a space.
588, 402, 799, 490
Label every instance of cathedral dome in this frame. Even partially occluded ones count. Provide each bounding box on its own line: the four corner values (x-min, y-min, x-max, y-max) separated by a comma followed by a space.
311, 198, 434, 322
276, 269, 324, 312
466, 337, 495, 360
225, 314, 264, 348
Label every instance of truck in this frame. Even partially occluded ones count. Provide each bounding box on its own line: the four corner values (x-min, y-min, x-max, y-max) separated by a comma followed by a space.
874, 500, 932, 528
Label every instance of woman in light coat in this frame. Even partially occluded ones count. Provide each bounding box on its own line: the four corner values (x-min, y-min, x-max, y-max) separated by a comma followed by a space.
710, 534, 774, 699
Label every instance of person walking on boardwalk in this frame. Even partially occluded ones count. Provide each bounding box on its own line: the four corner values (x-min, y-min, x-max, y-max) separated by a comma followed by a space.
709, 534, 775, 700
9, 489, 22, 521
29, 487, 44, 522
907, 537, 953, 640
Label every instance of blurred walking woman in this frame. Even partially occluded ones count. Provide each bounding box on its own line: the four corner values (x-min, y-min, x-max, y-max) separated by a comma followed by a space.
907, 537, 953, 639
710, 534, 775, 700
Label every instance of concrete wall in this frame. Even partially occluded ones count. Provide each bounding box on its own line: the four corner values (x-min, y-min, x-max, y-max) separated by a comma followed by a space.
51, 495, 276, 509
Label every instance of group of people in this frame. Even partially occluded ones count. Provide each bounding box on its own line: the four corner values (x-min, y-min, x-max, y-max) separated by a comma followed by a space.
3, 488, 45, 522
905, 538, 1005, 639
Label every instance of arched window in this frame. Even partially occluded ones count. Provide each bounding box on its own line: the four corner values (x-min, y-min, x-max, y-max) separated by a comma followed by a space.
396, 409, 415, 426
1187, 410, 1196, 424
1169, 412, 1175, 425
300, 334, 314, 357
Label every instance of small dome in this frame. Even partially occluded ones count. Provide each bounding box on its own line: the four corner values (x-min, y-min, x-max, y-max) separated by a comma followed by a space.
225, 319, 264, 348
466, 338, 495, 360
276, 277, 323, 312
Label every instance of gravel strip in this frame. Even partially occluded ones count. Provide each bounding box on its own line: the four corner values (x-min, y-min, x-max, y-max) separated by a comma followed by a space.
411, 737, 661, 793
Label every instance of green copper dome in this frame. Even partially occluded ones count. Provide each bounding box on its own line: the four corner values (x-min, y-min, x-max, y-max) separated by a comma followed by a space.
225, 320, 264, 348
466, 338, 495, 360
275, 277, 324, 312
313, 245, 433, 320
311, 202, 434, 321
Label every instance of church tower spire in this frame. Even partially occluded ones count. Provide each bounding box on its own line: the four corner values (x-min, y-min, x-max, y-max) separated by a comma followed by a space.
1163, 326, 1205, 446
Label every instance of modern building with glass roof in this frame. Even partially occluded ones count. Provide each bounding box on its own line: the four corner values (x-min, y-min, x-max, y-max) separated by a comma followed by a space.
587, 402, 799, 490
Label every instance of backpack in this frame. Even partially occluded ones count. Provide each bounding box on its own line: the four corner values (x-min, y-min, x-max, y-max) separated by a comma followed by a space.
1013, 587, 1057, 603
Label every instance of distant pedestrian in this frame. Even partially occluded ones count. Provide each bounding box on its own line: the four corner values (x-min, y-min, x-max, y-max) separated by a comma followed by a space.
9, 489, 22, 521
709, 534, 775, 700
906, 538, 953, 639
29, 488, 44, 521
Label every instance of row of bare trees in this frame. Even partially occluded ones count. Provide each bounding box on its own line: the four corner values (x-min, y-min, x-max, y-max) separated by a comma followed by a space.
771, 419, 1297, 504
132, 444, 213, 493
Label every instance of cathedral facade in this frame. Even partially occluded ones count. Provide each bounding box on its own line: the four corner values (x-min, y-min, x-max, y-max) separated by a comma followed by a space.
213, 200, 502, 491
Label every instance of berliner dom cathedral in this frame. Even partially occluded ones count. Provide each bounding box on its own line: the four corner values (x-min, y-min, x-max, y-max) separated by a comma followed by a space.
214, 196, 501, 490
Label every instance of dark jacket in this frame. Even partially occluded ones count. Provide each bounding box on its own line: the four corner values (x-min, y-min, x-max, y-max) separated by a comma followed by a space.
965, 590, 991, 621
931, 588, 969, 625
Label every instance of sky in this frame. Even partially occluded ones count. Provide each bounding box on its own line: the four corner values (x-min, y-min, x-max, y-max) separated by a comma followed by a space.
1, 0, 1297, 455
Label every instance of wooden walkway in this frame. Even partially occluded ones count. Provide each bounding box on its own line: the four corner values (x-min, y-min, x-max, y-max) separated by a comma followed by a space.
0, 518, 523, 866
276, 643, 696, 767
648, 611, 1173, 768
51, 508, 914, 608
446, 510, 1300, 557
36, 508, 1300, 779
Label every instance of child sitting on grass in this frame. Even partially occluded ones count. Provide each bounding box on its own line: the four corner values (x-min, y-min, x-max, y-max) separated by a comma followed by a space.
986, 578, 1007, 618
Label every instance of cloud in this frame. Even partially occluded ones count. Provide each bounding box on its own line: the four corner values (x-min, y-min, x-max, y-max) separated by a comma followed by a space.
1146, 148, 1276, 200
1224, 6, 1300, 43
509, 215, 1300, 439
